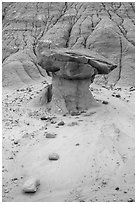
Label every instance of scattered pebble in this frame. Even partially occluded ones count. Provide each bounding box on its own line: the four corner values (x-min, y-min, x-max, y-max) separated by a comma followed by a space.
112, 93, 121, 98
75, 143, 80, 146
68, 122, 78, 126
115, 94, 121, 98
8, 156, 14, 160
83, 111, 96, 116
46, 133, 56, 138
80, 110, 86, 114
129, 87, 135, 92
50, 120, 56, 124
102, 180, 107, 185
128, 198, 134, 202
115, 187, 120, 191
71, 111, 81, 116
4, 188, 9, 193
40, 117, 48, 120
22, 177, 40, 193
11, 177, 18, 181
48, 153, 59, 161
14, 139, 20, 145
102, 100, 108, 104
58, 121, 65, 126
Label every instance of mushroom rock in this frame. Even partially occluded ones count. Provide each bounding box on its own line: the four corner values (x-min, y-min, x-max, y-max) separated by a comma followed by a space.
38, 48, 117, 114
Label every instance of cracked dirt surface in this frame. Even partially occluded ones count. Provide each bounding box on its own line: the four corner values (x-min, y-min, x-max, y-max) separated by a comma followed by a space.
2, 2, 135, 87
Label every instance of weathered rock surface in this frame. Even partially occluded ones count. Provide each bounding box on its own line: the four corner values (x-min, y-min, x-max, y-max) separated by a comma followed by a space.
2, 2, 135, 87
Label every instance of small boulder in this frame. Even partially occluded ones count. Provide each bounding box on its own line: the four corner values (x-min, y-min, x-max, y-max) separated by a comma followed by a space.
68, 122, 78, 126
11, 177, 18, 181
50, 120, 56, 124
115, 94, 121, 98
46, 133, 56, 138
70, 111, 81, 116
102, 100, 108, 104
58, 121, 65, 126
48, 153, 59, 161
129, 86, 135, 91
14, 139, 20, 145
128, 198, 134, 202
40, 117, 48, 120
22, 177, 40, 193
112, 93, 121, 98
4, 188, 9, 193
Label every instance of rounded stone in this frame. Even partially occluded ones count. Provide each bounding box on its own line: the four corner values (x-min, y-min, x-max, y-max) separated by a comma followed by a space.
102, 100, 108, 104
57, 121, 65, 126
22, 177, 40, 193
48, 153, 59, 161
46, 133, 56, 138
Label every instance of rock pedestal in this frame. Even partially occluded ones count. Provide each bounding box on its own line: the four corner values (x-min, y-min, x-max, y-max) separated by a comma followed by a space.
38, 48, 117, 114
50, 75, 97, 114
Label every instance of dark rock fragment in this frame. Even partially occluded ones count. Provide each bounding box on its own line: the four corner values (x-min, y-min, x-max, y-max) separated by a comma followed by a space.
11, 177, 18, 181
14, 139, 20, 144
129, 87, 135, 91
115, 94, 121, 98
40, 117, 48, 120
112, 93, 121, 98
128, 198, 134, 202
102, 100, 108, 104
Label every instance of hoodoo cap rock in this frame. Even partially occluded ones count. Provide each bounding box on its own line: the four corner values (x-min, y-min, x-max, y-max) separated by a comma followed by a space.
38, 48, 117, 79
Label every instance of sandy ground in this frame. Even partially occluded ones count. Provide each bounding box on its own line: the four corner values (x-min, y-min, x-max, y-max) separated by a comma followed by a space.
2, 80, 135, 202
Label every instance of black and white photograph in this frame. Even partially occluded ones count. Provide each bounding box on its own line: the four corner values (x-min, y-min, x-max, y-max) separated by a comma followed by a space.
2, 1, 135, 202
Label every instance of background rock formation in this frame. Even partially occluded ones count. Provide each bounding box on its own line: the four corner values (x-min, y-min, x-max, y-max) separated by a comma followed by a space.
2, 2, 135, 88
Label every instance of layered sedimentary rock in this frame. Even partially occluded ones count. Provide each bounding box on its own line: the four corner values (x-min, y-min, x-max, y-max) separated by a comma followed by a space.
2, 2, 135, 87
38, 48, 117, 114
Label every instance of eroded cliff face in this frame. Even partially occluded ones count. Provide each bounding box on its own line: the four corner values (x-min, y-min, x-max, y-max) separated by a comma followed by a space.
2, 2, 135, 87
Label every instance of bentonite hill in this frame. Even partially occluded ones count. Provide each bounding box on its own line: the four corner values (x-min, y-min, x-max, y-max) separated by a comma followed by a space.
2, 2, 135, 202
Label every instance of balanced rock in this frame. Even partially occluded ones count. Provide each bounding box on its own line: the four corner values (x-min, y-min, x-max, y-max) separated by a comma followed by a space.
38, 48, 117, 114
